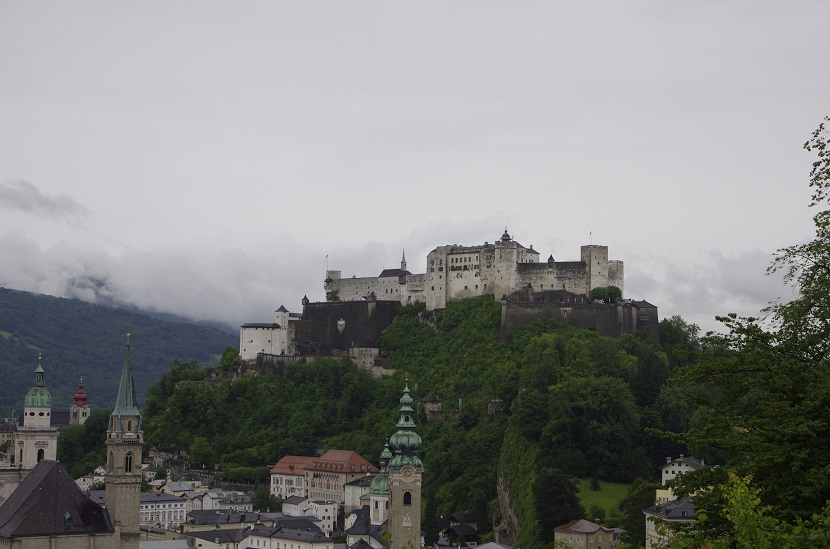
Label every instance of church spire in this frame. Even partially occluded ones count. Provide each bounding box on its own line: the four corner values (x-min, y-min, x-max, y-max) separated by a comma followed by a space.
111, 333, 140, 419
401, 249, 407, 272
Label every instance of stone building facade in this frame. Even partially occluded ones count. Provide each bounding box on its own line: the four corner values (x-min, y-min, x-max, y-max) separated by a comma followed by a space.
324, 229, 624, 311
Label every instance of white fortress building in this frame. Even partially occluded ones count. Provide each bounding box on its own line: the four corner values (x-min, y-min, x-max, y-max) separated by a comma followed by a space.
325, 229, 624, 311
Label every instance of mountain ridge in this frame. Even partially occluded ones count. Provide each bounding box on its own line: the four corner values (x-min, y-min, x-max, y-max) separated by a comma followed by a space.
0, 286, 237, 416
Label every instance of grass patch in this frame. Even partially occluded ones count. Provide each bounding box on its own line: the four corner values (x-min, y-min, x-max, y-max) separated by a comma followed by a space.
577, 478, 630, 518
0, 330, 11, 341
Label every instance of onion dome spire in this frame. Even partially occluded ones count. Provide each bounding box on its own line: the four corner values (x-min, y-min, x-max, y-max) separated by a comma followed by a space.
73, 377, 88, 406
388, 380, 423, 469
370, 440, 393, 495
24, 352, 52, 407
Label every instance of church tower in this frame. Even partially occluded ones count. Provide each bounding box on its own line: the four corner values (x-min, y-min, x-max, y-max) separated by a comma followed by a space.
105, 334, 142, 549
369, 440, 393, 526
69, 377, 91, 425
387, 382, 424, 549
15, 353, 58, 470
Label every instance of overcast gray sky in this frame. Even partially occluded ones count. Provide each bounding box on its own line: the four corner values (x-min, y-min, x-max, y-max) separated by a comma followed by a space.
1, 1, 827, 334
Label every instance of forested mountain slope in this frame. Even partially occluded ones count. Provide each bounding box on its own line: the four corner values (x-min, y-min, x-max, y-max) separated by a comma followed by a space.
142, 296, 699, 547
0, 287, 237, 415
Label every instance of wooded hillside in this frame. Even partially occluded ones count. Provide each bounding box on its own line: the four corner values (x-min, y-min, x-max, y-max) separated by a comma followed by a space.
0, 287, 237, 416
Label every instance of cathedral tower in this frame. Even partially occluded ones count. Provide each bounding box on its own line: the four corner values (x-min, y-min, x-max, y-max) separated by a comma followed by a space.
15, 353, 58, 470
105, 334, 142, 549
387, 382, 424, 549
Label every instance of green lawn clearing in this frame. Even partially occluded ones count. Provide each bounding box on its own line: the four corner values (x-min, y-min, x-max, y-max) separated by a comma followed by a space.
577, 478, 630, 521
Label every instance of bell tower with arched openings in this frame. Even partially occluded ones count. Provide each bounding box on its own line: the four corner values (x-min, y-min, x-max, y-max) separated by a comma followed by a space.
105, 333, 143, 549
15, 353, 58, 470
387, 381, 424, 549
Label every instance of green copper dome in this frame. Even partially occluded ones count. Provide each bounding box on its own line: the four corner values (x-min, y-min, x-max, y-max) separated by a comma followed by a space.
388, 382, 423, 469
369, 441, 393, 495
24, 357, 52, 407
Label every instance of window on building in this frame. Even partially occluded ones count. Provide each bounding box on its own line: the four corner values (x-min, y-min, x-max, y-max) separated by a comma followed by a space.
125, 452, 133, 473
404, 492, 412, 505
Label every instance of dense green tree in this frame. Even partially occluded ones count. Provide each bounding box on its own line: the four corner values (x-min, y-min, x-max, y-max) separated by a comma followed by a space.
189, 436, 217, 469
618, 478, 659, 548
252, 482, 280, 512
533, 468, 585, 543
220, 346, 239, 371
658, 315, 700, 369
56, 408, 110, 478
668, 117, 830, 534
544, 376, 640, 480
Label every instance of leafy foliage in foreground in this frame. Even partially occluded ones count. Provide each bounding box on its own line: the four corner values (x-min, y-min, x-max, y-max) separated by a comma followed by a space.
663, 117, 830, 544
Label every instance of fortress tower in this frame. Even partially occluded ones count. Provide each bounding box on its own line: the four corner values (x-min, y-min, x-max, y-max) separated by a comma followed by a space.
105, 334, 143, 549
387, 382, 424, 549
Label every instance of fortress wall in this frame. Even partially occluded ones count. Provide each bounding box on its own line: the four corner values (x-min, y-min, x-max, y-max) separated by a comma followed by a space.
516, 262, 590, 294
293, 300, 400, 354
327, 276, 402, 301
500, 302, 633, 343
447, 266, 486, 301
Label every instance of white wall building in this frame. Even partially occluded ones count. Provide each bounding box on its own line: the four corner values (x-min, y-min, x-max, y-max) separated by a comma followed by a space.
140, 492, 188, 530
239, 305, 301, 361
270, 455, 316, 500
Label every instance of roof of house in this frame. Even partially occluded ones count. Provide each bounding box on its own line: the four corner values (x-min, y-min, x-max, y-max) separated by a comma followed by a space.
554, 519, 613, 534
378, 269, 411, 278
248, 524, 332, 543
270, 455, 317, 475
283, 495, 307, 505
188, 528, 247, 544
345, 507, 384, 544
164, 481, 194, 492
140, 541, 191, 549
307, 450, 377, 474
140, 492, 185, 503
0, 460, 113, 538
241, 322, 281, 328
644, 496, 697, 521
445, 524, 478, 539
662, 455, 706, 471
450, 513, 478, 525
477, 543, 512, 549
345, 475, 374, 487
186, 510, 282, 526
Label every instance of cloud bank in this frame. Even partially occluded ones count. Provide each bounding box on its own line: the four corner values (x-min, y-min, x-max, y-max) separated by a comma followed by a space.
0, 179, 91, 225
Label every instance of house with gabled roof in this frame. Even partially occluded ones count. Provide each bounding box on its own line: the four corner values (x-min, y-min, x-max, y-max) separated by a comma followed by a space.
554, 519, 621, 549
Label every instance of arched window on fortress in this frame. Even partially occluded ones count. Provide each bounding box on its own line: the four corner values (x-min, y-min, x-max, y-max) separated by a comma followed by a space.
403, 492, 412, 506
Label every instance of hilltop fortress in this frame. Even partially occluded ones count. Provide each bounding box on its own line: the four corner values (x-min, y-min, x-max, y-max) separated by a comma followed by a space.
240, 230, 659, 368
325, 228, 624, 310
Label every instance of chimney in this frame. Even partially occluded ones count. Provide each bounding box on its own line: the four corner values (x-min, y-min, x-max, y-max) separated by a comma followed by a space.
666, 457, 672, 464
